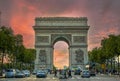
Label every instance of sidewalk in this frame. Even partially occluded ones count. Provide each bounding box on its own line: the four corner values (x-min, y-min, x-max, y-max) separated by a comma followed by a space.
97, 73, 120, 77
103, 73, 120, 80
0, 76, 4, 78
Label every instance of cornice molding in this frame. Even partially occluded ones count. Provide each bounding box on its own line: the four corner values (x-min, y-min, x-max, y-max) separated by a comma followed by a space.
35, 17, 88, 21
33, 26, 90, 30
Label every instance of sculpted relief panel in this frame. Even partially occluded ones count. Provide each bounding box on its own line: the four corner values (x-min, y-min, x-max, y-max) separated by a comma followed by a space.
36, 36, 49, 43
75, 49, 84, 64
73, 36, 86, 43
39, 50, 47, 64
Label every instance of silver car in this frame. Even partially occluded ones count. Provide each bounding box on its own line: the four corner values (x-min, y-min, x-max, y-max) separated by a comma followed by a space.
5, 69, 16, 78
15, 71, 25, 78
22, 70, 30, 77
81, 70, 90, 78
36, 70, 47, 78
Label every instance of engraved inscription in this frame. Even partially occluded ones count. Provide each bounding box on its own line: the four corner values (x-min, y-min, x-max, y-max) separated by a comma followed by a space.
75, 49, 84, 64
39, 50, 46, 64
37, 36, 49, 43
73, 36, 86, 43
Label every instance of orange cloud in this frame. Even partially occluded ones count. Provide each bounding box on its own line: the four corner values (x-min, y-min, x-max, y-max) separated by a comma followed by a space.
1, 0, 120, 68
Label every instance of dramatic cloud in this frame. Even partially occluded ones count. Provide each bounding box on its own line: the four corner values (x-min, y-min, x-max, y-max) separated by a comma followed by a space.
0, 0, 120, 67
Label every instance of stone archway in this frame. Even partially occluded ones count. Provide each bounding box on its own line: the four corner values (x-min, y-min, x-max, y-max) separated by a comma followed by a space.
33, 17, 90, 70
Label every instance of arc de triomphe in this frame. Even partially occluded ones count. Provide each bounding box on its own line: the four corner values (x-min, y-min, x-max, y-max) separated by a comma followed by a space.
33, 17, 90, 70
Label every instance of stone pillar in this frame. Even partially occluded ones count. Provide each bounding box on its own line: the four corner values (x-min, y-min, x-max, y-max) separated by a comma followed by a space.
46, 47, 53, 70
34, 48, 40, 70
69, 47, 72, 69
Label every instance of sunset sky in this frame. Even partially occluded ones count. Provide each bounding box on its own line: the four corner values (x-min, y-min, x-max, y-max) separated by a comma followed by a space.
0, 0, 120, 68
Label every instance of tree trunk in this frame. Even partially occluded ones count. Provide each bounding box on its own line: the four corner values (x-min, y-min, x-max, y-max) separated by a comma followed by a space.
118, 55, 119, 74
1, 50, 5, 76
111, 58, 113, 73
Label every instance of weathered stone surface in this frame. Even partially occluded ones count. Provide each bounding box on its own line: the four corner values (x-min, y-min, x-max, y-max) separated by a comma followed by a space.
36, 36, 49, 43
33, 17, 89, 70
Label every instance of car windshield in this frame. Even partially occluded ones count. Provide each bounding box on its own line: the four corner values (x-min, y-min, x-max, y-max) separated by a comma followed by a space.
6, 69, 14, 72
83, 71, 89, 73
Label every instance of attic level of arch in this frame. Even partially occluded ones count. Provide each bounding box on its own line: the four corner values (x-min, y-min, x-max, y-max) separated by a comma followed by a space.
33, 17, 89, 27
35, 17, 88, 21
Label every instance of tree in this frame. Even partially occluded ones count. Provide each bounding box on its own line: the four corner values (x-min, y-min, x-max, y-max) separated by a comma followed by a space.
101, 34, 120, 72
22, 49, 36, 70
89, 47, 107, 64
116, 35, 120, 73
23, 49, 36, 63
0, 26, 15, 75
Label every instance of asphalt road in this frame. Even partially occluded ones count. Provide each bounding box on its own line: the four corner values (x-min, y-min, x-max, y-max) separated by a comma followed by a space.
0, 74, 120, 81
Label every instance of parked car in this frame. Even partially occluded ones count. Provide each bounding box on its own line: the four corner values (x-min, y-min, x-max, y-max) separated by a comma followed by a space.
81, 70, 90, 78
22, 70, 30, 77
5, 69, 16, 78
36, 70, 47, 78
15, 71, 25, 78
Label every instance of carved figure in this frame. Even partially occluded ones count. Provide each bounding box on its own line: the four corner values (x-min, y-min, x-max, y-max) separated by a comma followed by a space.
75, 49, 84, 63
39, 50, 46, 64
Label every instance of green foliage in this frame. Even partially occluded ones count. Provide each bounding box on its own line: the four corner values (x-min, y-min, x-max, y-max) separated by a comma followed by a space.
89, 34, 120, 71
0, 26, 15, 53
89, 47, 106, 64
23, 49, 36, 63
101, 34, 120, 58
53, 65, 57, 70
0, 26, 36, 70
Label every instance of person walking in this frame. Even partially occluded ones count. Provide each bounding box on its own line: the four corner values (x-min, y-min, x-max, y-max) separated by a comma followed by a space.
54, 69, 57, 77
68, 69, 72, 78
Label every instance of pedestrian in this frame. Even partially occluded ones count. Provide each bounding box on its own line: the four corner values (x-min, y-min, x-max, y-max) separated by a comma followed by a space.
68, 69, 72, 78
64, 70, 67, 79
59, 69, 62, 74
54, 69, 57, 77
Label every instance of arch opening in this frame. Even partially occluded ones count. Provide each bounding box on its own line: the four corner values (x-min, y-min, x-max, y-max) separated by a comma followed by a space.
53, 41, 69, 69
